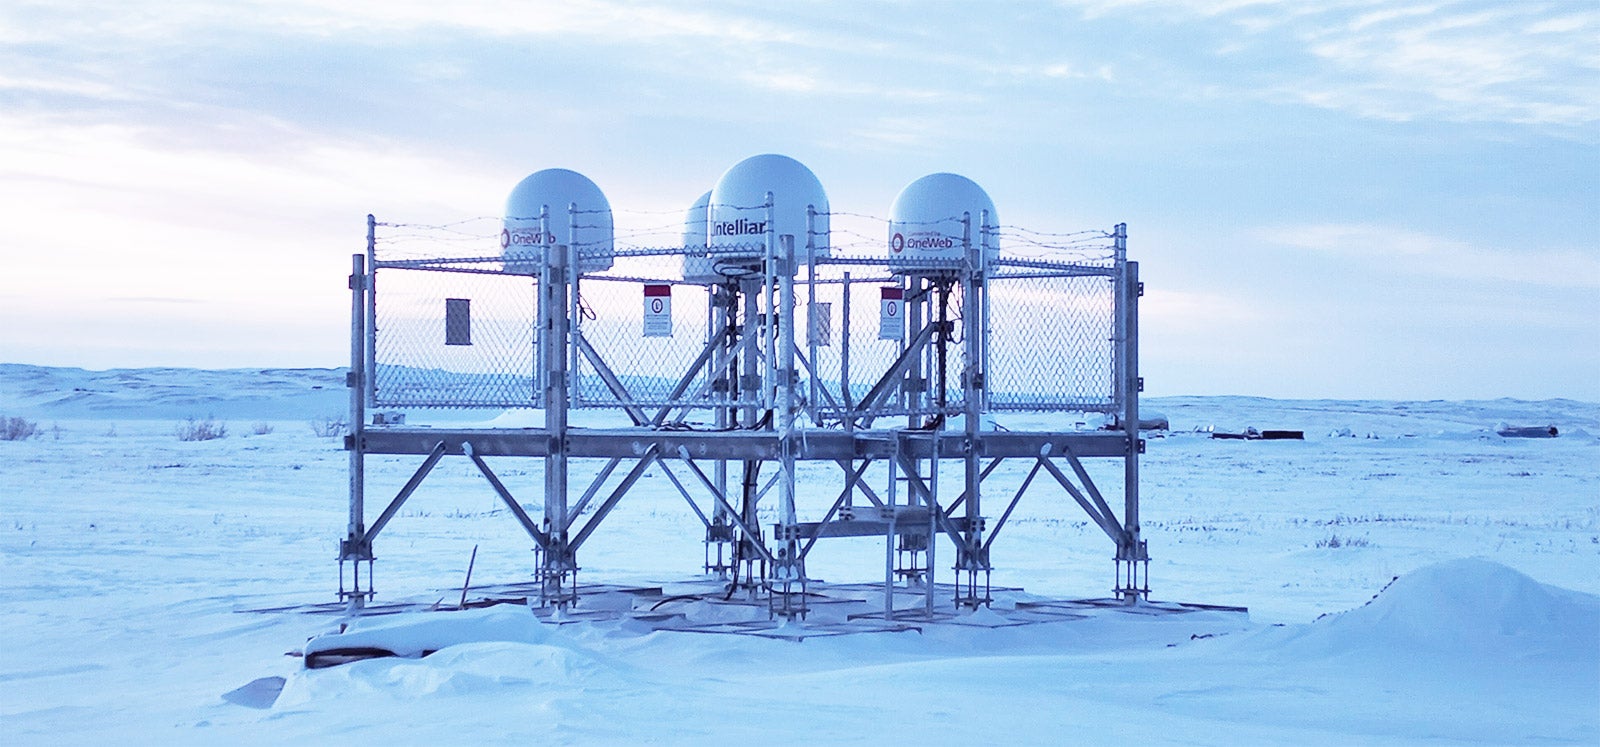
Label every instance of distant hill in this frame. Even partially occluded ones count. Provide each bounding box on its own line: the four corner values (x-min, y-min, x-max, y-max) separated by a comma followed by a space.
0, 364, 348, 420
2, 364, 1596, 434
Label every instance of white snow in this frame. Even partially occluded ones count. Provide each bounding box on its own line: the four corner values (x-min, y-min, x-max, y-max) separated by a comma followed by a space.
302, 604, 555, 660
1275, 557, 1600, 660
2, 365, 1597, 744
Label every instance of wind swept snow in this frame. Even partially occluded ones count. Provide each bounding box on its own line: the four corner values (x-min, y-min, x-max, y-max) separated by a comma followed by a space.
1, 366, 1596, 744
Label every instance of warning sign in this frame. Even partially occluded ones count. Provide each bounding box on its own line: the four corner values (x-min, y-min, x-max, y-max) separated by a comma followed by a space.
643, 284, 672, 337
879, 286, 903, 341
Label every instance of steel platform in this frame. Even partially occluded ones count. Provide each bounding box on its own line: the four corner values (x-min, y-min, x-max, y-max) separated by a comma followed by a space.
241, 577, 1246, 641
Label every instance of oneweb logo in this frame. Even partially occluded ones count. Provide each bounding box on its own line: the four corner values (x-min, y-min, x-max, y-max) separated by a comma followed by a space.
892, 232, 954, 251
501, 228, 554, 248
907, 235, 954, 249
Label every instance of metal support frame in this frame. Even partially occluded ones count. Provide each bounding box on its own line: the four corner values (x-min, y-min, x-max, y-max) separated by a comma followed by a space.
341, 212, 1147, 617
956, 211, 991, 607
1113, 223, 1148, 601
339, 246, 371, 608
540, 242, 575, 607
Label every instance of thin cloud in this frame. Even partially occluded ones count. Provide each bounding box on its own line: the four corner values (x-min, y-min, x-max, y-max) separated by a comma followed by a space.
1294, 4, 1600, 126
109, 297, 204, 305
1260, 223, 1600, 290
1059, 0, 1599, 129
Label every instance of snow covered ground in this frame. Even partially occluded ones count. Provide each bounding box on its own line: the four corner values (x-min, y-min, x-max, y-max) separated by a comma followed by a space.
2, 365, 1597, 744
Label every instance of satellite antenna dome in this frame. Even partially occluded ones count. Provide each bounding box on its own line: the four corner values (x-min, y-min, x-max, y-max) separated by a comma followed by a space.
705, 154, 829, 277
501, 168, 615, 274
681, 190, 719, 283
888, 172, 998, 273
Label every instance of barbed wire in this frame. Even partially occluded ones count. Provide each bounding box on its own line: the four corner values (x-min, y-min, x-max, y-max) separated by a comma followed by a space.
998, 225, 1110, 239
613, 206, 704, 216
377, 217, 500, 231
369, 214, 1123, 259
820, 210, 888, 222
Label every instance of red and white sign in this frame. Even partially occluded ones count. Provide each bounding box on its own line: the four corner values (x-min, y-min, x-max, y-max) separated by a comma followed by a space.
879, 286, 904, 341
643, 284, 672, 337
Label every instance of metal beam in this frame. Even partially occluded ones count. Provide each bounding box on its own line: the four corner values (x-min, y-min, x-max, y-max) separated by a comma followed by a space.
347, 253, 367, 512
1037, 456, 1125, 545
462, 443, 550, 550
358, 428, 1133, 461
568, 448, 658, 553
575, 333, 648, 425
362, 440, 447, 545
673, 450, 778, 565
981, 459, 1043, 555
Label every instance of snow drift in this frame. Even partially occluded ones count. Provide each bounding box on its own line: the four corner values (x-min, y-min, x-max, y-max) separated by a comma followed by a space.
301, 604, 554, 666
1271, 558, 1600, 661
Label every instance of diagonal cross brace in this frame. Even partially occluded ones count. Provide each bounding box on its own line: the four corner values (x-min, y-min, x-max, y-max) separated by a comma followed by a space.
942, 457, 1006, 517
568, 446, 659, 552
835, 459, 887, 508
651, 459, 714, 530
1037, 456, 1127, 546
981, 459, 1043, 556
672, 449, 778, 566
892, 451, 970, 549
569, 457, 624, 524
1059, 444, 1124, 543
362, 440, 448, 546
649, 326, 753, 426
850, 321, 939, 429
575, 333, 648, 426
797, 459, 877, 560
462, 442, 550, 550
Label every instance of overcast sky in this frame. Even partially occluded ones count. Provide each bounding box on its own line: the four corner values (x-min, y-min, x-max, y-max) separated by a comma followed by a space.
2, 0, 1596, 399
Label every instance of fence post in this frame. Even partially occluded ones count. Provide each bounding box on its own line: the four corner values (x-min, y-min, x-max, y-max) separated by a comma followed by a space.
342, 249, 370, 608
1115, 223, 1147, 602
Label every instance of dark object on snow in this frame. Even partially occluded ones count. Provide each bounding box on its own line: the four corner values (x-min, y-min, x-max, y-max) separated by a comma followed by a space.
1211, 427, 1259, 440
222, 676, 286, 709
1103, 414, 1170, 431
1497, 425, 1558, 438
304, 646, 404, 669
1211, 427, 1303, 441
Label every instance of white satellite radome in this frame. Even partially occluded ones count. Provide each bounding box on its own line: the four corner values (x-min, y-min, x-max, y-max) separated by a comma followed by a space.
501, 168, 615, 274
706, 154, 829, 277
680, 190, 717, 283
888, 172, 998, 273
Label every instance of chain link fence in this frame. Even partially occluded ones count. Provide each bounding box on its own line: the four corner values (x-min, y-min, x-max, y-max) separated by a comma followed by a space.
572, 252, 719, 412
799, 267, 970, 424
368, 222, 541, 409
986, 266, 1118, 412
363, 217, 1125, 416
